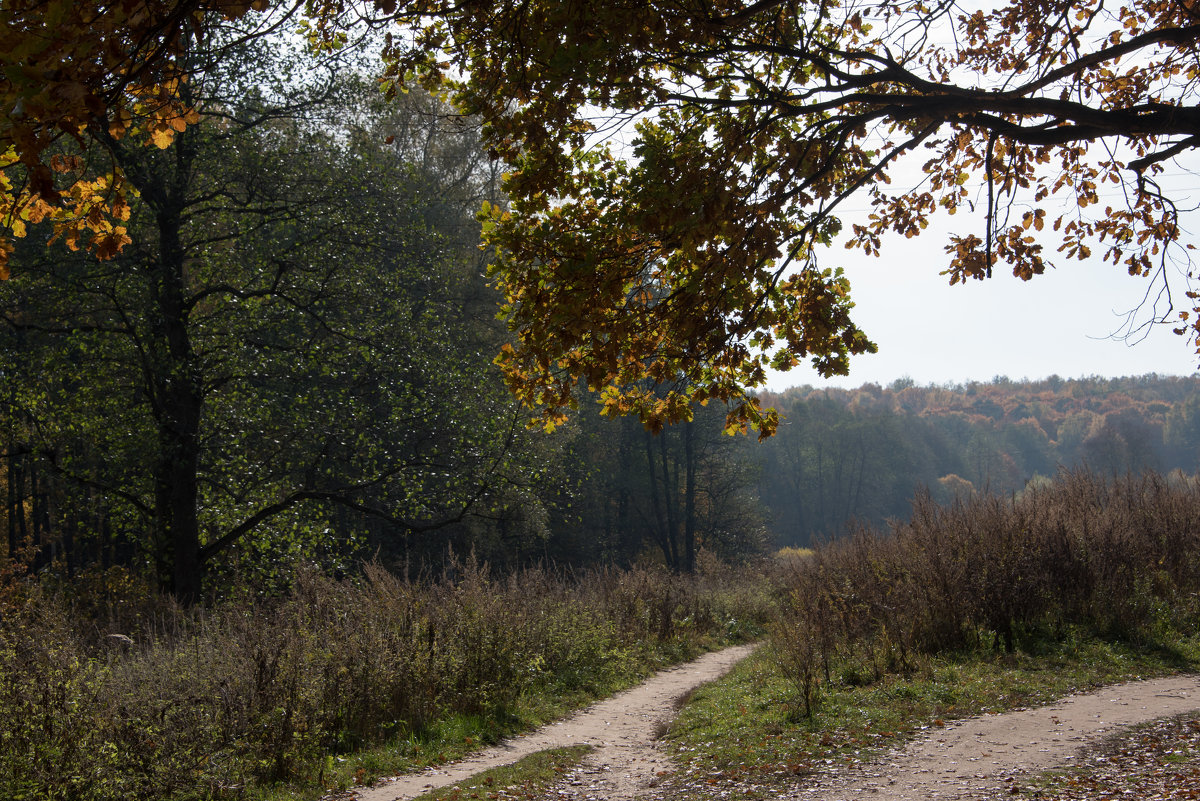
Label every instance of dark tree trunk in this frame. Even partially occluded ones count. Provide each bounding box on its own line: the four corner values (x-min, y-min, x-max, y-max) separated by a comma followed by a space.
657, 433, 681, 572
150, 206, 205, 603
615, 424, 633, 565
28, 456, 47, 571
683, 419, 696, 574
154, 422, 202, 601
12, 453, 26, 552
115, 112, 207, 603
644, 430, 676, 570
6, 448, 18, 557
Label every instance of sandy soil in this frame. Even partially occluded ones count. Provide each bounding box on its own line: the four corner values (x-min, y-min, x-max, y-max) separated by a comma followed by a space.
352, 645, 1200, 801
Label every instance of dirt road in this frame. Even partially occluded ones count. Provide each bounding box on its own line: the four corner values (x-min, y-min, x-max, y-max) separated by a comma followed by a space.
353, 645, 1200, 801
354, 643, 758, 801
786, 673, 1200, 800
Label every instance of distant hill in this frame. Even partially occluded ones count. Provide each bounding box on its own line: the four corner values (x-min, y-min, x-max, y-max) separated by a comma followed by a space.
755, 374, 1200, 547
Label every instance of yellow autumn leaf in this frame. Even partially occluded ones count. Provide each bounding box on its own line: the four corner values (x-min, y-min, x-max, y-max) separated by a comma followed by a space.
150, 127, 175, 149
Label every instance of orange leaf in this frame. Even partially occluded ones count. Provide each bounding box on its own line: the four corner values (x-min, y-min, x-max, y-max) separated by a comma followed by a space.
150, 127, 174, 149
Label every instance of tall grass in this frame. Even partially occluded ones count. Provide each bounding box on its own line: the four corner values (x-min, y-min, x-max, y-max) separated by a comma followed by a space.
773, 469, 1200, 717
0, 557, 772, 801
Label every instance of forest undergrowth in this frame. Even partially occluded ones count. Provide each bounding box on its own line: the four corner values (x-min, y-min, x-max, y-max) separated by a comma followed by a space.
772, 468, 1200, 716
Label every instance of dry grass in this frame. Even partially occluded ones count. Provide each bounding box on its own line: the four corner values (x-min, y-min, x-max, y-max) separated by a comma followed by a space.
0, 558, 773, 801
771, 469, 1200, 717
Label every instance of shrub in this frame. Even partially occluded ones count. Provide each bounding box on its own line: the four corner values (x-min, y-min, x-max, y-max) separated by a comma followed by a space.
771, 469, 1200, 714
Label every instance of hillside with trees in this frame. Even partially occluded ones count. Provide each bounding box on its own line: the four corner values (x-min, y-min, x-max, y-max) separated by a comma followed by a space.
756, 374, 1200, 546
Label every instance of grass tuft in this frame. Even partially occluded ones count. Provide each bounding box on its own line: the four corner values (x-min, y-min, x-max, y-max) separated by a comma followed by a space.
407, 745, 594, 801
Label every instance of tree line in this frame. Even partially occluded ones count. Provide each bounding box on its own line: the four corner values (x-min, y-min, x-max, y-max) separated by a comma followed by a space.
757, 374, 1200, 546
0, 31, 538, 600
0, 27, 770, 598
7, 1, 1200, 439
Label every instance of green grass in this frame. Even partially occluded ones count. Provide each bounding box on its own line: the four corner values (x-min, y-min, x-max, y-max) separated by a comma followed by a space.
268, 630, 1200, 801
654, 631, 1200, 800
406, 746, 594, 801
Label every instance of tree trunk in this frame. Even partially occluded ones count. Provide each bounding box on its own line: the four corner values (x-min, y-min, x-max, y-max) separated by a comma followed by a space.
644, 430, 675, 569
151, 213, 204, 603
154, 419, 202, 601
683, 419, 696, 574
657, 433, 680, 572
615, 424, 633, 565
6, 448, 17, 558
815, 439, 826, 533
28, 455, 47, 571
12, 452, 26, 552
124, 120, 206, 603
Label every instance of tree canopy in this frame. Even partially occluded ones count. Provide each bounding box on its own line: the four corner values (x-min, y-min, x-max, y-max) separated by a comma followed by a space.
0, 25, 547, 600
6, 0, 1200, 434
0, 0, 285, 272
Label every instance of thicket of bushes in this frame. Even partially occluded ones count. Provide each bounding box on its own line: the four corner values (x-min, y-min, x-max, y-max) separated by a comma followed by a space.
0, 559, 771, 801
773, 469, 1200, 716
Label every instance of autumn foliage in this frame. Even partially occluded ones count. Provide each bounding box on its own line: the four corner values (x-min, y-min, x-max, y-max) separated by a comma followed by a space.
0, 0, 265, 275
366, 0, 1200, 432
6, 0, 1200, 431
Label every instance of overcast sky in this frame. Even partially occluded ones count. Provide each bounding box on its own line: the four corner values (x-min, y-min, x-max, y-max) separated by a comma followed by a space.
767, 214, 1200, 392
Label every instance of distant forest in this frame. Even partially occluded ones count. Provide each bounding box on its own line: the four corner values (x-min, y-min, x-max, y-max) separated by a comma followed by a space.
6, 339, 1200, 591
756, 374, 1200, 546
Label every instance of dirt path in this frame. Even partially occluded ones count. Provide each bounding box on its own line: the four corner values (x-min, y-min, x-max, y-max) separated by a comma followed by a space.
353, 646, 1200, 801
783, 674, 1200, 800
354, 643, 759, 801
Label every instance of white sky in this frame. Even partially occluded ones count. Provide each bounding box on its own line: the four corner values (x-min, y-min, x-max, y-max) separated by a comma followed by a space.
749, 3, 1200, 393
767, 236, 1200, 391
767, 168, 1200, 392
